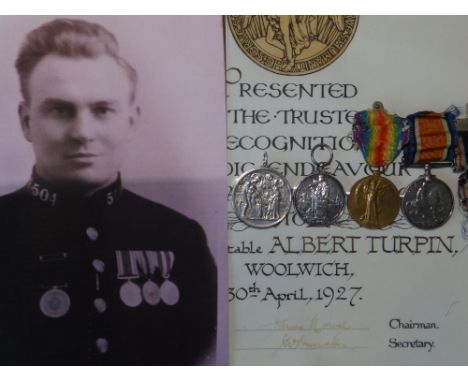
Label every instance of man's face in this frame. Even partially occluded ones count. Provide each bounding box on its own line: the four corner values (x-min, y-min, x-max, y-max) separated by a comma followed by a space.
19, 54, 139, 192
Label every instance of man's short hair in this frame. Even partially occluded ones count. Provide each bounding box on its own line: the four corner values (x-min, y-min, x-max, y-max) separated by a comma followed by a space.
15, 18, 138, 104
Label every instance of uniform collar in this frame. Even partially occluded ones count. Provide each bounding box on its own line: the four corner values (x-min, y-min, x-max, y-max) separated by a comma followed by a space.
24, 169, 123, 209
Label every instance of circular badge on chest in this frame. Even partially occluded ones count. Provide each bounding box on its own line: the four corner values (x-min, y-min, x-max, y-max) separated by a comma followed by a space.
39, 288, 71, 318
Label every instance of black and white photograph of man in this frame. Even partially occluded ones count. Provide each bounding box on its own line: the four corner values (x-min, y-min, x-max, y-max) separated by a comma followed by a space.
0, 16, 227, 365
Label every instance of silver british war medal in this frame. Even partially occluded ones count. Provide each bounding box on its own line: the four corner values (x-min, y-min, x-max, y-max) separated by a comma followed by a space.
400, 107, 458, 229
39, 287, 71, 318
116, 250, 142, 307
401, 164, 454, 229
232, 152, 292, 228
157, 250, 180, 306
294, 144, 346, 226
160, 279, 180, 306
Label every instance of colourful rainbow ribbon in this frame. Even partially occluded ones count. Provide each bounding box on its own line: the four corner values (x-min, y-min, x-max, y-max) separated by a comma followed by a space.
353, 110, 409, 167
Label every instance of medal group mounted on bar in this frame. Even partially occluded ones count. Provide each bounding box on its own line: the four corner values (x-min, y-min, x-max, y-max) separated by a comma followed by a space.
232, 101, 468, 230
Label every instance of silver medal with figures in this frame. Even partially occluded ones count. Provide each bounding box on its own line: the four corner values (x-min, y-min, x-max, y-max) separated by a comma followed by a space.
39, 288, 71, 318
232, 152, 292, 228
160, 279, 180, 305
142, 280, 161, 305
119, 280, 142, 307
294, 145, 346, 226
401, 165, 453, 229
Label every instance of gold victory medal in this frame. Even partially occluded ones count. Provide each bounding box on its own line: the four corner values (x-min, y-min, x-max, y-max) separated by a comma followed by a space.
227, 15, 359, 75
348, 175, 400, 229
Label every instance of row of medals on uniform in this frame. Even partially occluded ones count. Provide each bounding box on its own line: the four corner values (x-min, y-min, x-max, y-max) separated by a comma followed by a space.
232, 103, 456, 230
39, 252, 179, 319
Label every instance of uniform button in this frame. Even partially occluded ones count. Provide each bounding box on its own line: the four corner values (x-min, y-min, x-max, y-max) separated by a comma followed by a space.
86, 227, 99, 241
96, 338, 109, 353
94, 298, 107, 313
92, 259, 105, 273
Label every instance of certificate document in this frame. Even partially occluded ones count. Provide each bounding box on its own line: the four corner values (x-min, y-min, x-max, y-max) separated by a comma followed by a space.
226, 15, 468, 365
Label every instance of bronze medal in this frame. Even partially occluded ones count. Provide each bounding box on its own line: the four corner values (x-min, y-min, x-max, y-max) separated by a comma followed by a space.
350, 102, 407, 229
142, 280, 161, 306
348, 174, 400, 229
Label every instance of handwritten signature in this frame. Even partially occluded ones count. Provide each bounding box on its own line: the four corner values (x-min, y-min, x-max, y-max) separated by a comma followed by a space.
272, 314, 353, 333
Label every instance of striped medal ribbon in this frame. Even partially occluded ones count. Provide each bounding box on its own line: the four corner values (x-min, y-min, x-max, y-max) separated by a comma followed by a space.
353, 106, 409, 168
115, 250, 179, 306
402, 110, 458, 167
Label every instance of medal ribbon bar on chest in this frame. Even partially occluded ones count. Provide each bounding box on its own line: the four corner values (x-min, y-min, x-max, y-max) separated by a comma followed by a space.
116, 250, 175, 279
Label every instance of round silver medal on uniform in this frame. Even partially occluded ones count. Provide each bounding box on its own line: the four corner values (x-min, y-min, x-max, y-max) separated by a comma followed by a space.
39, 288, 71, 318
119, 280, 142, 307
294, 145, 346, 226
232, 153, 292, 228
142, 280, 161, 305
401, 166, 453, 229
160, 279, 180, 306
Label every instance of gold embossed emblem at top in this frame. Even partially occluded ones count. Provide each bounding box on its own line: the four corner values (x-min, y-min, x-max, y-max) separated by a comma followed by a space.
227, 16, 359, 75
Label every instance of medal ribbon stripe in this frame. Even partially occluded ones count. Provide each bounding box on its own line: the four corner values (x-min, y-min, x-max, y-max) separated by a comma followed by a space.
116, 250, 125, 278
144, 250, 159, 274
353, 110, 408, 167
156, 251, 164, 276
454, 136, 466, 172
116, 250, 175, 279
116, 250, 139, 279
453, 118, 468, 172
133, 251, 148, 276
159, 251, 175, 278
458, 171, 468, 213
414, 113, 451, 163
403, 111, 458, 166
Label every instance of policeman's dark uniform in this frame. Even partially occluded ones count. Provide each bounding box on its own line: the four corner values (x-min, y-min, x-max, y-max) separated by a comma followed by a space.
0, 172, 217, 365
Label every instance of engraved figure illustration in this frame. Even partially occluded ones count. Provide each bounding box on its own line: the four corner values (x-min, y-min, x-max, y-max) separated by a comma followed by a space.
233, 168, 292, 228
228, 15, 358, 75
264, 178, 282, 220
294, 144, 346, 226
239, 179, 252, 217
294, 175, 345, 226
310, 177, 330, 219
361, 176, 380, 224
408, 182, 438, 221
348, 175, 400, 229
246, 174, 263, 219
403, 177, 453, 229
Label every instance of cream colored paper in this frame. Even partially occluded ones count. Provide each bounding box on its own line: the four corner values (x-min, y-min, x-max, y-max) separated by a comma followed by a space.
227, 15, 468, 365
